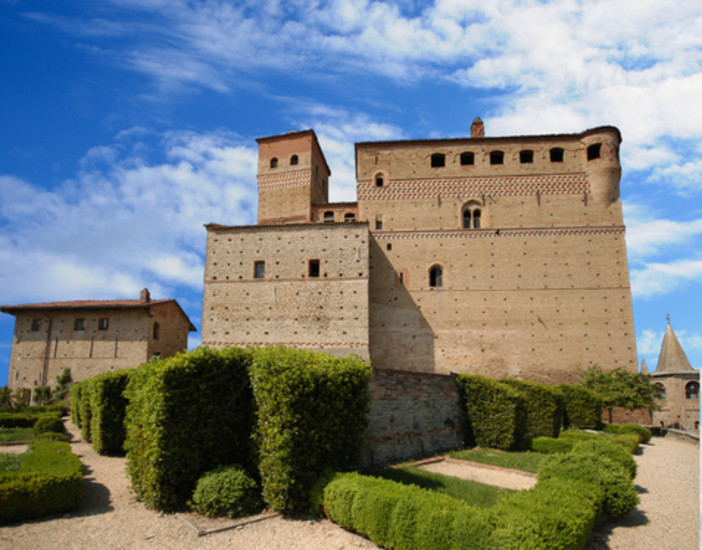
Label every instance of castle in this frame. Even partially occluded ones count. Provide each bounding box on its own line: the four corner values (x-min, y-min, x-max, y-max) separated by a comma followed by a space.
202, 119, 638, 384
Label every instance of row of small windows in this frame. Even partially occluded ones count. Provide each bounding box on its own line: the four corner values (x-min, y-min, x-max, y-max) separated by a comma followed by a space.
373, 204, 483, 231
254, 259, 321, 279
323, 211, 356, 222
31, 318, 160, 339
428, 144, 601, 169
654, 381, 699, 400
270, 154, 299, 169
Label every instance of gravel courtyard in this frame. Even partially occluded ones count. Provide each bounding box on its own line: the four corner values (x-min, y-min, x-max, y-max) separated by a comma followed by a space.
0, 422, 698, 549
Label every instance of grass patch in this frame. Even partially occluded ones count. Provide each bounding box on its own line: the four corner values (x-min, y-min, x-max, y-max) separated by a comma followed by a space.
449, 448, 545, 473
0, 427, 33, 443
375, 466, 507, 508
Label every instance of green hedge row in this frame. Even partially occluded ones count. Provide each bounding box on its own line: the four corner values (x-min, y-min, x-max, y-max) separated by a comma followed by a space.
124, 347, 256, 512
250, 347, 371, 513
503, 378, 563, 438
322, 472, 603, 549
559, 384, 603, 430
455, 374, 526, 451
0, 440, 83, 524
88, 370, 131, 455
603, 423, 652, 443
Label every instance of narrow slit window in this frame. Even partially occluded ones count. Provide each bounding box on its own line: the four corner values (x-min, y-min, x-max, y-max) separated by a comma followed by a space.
490, 151, 504, 165
429, 266, 443, 288
460, 152, 474, 165
473, 209, 481, 228
308, 259, 320, 278
587, 143, 601, 160
431, 153, 445, 167
31, 319, 41, 332
375, 216, 383, 230
550, 147, 564, 162
98, 318, 109, 331
254, 261, 265, 279
153, 322, 160, 340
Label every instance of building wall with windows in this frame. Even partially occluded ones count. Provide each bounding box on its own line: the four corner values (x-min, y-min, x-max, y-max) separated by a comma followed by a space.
2, 290, 195, 395
202, 222, 370, 359
202, 122, 638, 383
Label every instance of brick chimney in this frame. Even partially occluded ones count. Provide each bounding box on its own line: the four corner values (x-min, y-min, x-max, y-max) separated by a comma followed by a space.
471, 117, 484, 138
140, 288, 151, 303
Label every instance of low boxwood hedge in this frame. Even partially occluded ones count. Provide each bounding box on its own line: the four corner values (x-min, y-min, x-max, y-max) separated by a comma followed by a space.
456, 374, 527, 451
0, 440, 83, 524
530, 436, 576, 454
571, 439, 637, 480
0, 413, 51, 428
603, 423, 652, 443
33, 415, 65, 435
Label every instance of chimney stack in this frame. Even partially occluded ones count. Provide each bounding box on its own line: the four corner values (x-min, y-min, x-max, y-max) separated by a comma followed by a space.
471, 117, 484, 138
140, 288, 151, 303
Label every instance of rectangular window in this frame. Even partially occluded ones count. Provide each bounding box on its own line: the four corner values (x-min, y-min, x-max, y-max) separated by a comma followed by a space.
98, 318, 109, 331
153, 322, 160, 340
254, 261, 265, 279
74, 319, 85, 331
375, 215, 383, 230
31, 319, 41, 332
308, 259, 320, 278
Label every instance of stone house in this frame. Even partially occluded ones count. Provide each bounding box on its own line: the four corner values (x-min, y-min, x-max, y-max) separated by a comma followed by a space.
2, 289, 195, 397
646, 318, 700, 431
202, 119, 638, 384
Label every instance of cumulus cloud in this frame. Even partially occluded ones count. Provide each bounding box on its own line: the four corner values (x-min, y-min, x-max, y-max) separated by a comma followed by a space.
630, 258, 702, 298
0, 130, 257, 304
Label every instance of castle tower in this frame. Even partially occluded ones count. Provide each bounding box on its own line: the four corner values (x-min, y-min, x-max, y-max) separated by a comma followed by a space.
581, 127, 622, 207
256, 130, 331, 225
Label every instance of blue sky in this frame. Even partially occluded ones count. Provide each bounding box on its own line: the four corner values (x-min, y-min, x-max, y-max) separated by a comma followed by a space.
2, 0, 701, 385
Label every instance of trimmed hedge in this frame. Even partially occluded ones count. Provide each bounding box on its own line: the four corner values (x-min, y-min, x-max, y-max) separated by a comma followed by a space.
571, 439, 637, 480
559, 384, 603, 430
70, 382, 83, 425
503, 378, 563, 438
456, 374, 527, 451
33, 415, 65, 435
603, 423, 652, 443
250, 347, 371, 513
531, 436, 576, 454
0, 413, 52, 428
88, 370, 131, 455
0, 440, 83, 524
538, 451, 638, 520
124, 347, 256, 512
189, 464, 262, 518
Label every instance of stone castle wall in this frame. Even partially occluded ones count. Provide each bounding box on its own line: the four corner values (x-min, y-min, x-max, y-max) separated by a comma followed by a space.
202, 222, 370, 358
363, 369, 465, 467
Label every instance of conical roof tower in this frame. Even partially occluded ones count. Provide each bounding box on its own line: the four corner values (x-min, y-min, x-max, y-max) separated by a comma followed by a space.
655, 316, 694, 373
640, 359, 649, 375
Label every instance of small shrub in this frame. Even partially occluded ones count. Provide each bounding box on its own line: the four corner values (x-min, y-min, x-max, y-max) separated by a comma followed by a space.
456, 374, 527, 451
531, 436, 575, 454
33, 415, 65, 435
559, 384, 603, 429
603, 423, 652, 443
538, 451, 638, 520
189, 465, 262, 518
612, 433, 640, 454
572, 439, 637, 479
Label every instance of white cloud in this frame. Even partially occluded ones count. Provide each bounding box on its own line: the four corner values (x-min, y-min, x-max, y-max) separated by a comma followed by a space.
630, 258, 702, 298
624, 205, 702, 258
0, 130, 257, 305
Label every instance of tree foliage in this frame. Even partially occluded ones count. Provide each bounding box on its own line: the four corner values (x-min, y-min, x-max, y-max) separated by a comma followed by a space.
578, 366, 659, 416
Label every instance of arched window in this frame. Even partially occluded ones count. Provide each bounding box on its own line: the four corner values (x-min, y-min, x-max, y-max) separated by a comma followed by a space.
429, 265, 443, 288
587, 143, 601, 160
323, 211, 334, 223
375, 173, 384, 187
270, 157, 278, 168
520, 150, 534, 163
290, 154, 299, 165
344, 212, 356, 222
462, 202, 482, 229
550, 147, 564, 162
490, 150, 504, 165
460, 151, 474, 165
431, 153, 445, 167
654, 383, 666, 400
686, 381, 699, 400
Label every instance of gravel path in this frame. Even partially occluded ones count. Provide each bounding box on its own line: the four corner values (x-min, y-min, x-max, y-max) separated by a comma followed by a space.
0, 424, 698, 549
